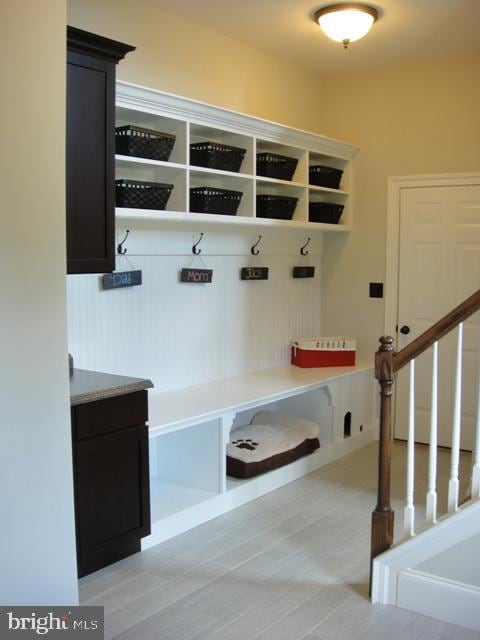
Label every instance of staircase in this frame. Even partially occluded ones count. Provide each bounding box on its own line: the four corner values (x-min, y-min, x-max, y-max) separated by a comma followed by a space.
369, 289, 480, 631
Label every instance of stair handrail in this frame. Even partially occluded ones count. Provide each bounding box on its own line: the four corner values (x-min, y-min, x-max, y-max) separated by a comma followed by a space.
394, 289, 480, 372
370, 288, 480, 589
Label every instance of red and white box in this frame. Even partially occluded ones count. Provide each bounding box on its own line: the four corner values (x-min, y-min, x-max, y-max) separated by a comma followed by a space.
291, 337, 356, 368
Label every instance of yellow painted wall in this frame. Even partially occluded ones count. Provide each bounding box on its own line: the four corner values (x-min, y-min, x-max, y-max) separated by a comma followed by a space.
320, 53, 480, 358
67, 0, 326, 132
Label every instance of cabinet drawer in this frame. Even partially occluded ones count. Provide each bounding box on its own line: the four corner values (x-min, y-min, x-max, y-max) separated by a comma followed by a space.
72, 390, 148, 441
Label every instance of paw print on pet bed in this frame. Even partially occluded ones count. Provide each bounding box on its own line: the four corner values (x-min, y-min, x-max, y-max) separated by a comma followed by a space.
227, 415, 320, 464
227, 424, 291, 462
232, 438, 258, 451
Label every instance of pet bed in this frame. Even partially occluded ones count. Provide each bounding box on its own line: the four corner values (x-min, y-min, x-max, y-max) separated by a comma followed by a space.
226, 411, 320, 479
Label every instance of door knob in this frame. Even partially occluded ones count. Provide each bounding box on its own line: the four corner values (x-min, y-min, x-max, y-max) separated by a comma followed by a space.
400, 325, 410, 335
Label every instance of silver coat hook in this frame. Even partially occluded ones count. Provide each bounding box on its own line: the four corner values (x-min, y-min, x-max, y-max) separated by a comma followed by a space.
117, 229, 130, 255
192, 232, 204, 255
251, 235, 262, 256
300, 237, 311, 256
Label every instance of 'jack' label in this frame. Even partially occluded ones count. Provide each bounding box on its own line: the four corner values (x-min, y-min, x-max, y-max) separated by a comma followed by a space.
241, 267, 269, 281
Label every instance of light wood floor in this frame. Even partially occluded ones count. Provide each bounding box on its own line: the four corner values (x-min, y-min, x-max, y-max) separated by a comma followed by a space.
80, 441, 480, 640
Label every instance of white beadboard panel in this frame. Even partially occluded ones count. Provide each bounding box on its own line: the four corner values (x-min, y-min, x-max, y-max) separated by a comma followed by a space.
67, 228, 324, 392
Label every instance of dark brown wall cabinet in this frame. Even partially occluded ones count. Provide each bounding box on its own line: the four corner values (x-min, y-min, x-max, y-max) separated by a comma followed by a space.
71, 391, 150, 577
66, 27, 134, 274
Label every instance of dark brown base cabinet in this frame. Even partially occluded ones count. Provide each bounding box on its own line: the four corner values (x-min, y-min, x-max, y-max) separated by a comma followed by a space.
71, 391, 151, 577
66, 27, 134, 275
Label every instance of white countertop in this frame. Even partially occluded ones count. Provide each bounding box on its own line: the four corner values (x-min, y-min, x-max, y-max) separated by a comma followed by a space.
148, 362, 373, 435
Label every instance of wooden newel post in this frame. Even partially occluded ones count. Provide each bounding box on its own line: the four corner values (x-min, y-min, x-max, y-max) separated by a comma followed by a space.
370, 335, 395, 592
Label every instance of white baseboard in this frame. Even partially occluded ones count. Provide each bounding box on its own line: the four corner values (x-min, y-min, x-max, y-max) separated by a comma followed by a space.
142, 427, 376, 549
372, 499, 480, 606
397, 569, 480, 631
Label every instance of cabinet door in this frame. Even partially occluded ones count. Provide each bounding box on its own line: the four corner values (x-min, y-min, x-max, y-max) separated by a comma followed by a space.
66, 49, 115, 274
74, 424, 150, 577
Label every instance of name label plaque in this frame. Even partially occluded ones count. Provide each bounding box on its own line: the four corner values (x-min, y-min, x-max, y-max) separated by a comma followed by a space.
180, 268, 213, 283
102, 270, 143, 290
241, 267, 269, 281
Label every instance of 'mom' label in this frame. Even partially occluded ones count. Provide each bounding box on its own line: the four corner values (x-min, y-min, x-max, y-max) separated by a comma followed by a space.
102, 270, 142, 290
181, 268, 213, 283
241, 267, 269, 281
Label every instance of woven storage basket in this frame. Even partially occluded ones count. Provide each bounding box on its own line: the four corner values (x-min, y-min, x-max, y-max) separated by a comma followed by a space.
308, 202, 344, 224
115, 179, 174, 210
256, 195, 298, 220
190, 187, 243, 215
309, 165, 343, 189
256, 152, 298, 181
190, 142, 246, 173
115, 125, 176, 161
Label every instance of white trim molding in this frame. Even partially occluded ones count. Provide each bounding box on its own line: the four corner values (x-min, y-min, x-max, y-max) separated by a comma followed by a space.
116, 81, 359, 160
397, 570, 480, 632
385, 172, 480, 338
371, 498, 480, 605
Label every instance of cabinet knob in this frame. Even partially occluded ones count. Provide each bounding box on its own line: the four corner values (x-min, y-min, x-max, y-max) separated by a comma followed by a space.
400, 325, 410, 335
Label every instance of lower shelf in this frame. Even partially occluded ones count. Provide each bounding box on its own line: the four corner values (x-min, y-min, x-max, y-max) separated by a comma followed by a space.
150, 477, 217, 522
143, 427, 376, 550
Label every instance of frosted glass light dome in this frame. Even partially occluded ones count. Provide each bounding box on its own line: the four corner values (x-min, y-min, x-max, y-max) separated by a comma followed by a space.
314, 4, 378, 48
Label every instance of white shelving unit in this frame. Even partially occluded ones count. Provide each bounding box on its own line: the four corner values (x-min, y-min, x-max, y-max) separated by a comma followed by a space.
143, 363, 375, 549
111, 82, 368, 550
115, 81, 358, 231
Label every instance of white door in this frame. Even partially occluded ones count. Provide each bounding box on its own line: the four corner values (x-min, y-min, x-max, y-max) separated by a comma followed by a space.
395, 184, 480, 449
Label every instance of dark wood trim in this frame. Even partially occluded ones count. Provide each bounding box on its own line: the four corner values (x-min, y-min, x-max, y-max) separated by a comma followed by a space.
67, 26, 135, 63
370, 335, 395, 593
369, 288, 480, 594
393, 288, 480, 372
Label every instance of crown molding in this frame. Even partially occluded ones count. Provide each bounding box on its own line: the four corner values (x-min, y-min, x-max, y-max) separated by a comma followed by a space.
116, 81, 359, 161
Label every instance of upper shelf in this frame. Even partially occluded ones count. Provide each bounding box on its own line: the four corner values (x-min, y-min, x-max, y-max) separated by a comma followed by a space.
115, 81, 358, 231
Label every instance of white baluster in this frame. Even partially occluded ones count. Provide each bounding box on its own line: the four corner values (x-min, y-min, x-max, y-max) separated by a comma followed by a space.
404, 359, 415, 537
426, 342, 438, 524
448, 323, 463, 513
471, 341, 480, 498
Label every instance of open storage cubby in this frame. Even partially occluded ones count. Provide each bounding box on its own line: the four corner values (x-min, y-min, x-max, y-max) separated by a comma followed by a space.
256, 141, 307, 184
149, 418, 221, 522
189, 123, 254, 176
189, 171, 254, 218
116, 106, 187, 165
115, 82, 358, 230
143, 364, 375, 549
256, 181, 307, 222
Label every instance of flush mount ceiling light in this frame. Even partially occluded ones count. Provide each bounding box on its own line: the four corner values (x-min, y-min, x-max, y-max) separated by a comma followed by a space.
314, 3, 379, 49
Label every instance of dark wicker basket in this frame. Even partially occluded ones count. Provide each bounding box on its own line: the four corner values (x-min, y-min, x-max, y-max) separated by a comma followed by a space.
256, 195, 298, 220
115, 125, 176, 161
256, 152, 298, 181
190, 142, 246, 173
116, 179, 174, 210
309, 165, 343, 189
308, 202, 344, 224
190, 187, 243, 215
